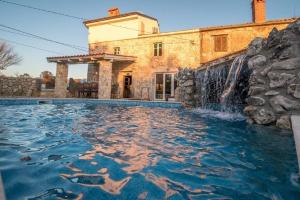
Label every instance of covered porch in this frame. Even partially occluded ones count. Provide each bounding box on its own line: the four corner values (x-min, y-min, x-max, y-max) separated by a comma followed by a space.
47, 53, 136, 99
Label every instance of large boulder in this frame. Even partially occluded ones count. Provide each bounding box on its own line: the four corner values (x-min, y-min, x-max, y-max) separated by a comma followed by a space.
266, 28, 282, 49
279, 45, 300, 60
248, 86, 266, 96
270, 95, 300, 113
246, 96, 266, 106
244, 106, 276, 125
246, 37, 265, 56
293, 84, 300, 98
248, 55, 267, 70
287, 18, 300, 31
276, 115, 291, 129
181, 80, 194, 87
253, 108, 276, 125
267, 72, 296, 88
271, 57, 300, 70
264, 90, 280, 96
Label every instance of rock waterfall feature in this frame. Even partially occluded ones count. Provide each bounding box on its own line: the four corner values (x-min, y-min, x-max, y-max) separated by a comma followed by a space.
244, 19, 300, 129
175, 18, 300, 129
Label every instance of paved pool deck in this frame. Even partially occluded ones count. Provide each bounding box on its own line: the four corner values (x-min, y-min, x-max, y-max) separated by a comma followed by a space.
291, 116, 300, 173
0, 98, 183, 108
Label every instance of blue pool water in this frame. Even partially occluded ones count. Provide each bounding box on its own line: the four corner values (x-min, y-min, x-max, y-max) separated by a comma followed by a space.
0, 103, 299, 200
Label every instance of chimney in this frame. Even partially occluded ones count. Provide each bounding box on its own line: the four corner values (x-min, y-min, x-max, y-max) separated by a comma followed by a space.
108, 7, 120, 17
252, 0, 266, 23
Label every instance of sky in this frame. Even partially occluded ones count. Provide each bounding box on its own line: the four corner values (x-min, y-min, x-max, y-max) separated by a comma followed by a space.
0, 0, 299, 78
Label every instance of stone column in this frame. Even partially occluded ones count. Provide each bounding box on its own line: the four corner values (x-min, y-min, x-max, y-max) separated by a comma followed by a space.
54, 63, 68, 98
98, 60, 112, 99
87, 63, 99, 82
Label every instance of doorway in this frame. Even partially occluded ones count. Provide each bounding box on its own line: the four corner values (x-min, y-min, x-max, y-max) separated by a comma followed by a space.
155, 73, 176, 100
123, 75, 132, 98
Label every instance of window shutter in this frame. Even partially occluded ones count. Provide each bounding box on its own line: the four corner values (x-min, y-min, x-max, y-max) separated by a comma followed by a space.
159, 43, 162, 56
154, 43, 157, 56
221, 35, 227, 51
214, 36, 220, 52
214, 35, 227, 52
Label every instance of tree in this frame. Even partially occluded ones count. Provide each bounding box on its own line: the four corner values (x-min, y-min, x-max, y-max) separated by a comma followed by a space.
40, 71, 53, 82
19, 73, 31, 78
40, 70, 55, 89
0, 42, 22, 70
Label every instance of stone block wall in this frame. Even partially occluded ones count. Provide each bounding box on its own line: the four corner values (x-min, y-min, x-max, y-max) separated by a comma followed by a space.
175, 68, 195, 107
244, 19, 300, 129
0, 76, 41, 97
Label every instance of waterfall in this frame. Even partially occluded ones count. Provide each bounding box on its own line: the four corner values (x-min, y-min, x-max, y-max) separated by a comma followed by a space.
200, 65, 211, 107
196, 64, 228, 109
220, 54, 247, 106
194, 54, 248, 113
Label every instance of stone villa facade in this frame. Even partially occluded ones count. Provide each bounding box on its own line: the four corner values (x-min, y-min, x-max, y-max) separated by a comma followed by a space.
47, 0, 296, 101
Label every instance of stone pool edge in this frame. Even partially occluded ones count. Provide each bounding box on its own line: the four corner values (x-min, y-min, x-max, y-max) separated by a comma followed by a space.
0, 98, 183, 109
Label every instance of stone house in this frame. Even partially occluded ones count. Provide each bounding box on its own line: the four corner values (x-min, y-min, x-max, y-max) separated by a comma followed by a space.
47, 0, 296, 100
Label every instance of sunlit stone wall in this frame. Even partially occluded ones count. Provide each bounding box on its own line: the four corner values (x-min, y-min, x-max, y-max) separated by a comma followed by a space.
0, 76, 41, 97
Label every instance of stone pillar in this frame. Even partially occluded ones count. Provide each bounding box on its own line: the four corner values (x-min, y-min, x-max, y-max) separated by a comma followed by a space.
87, 63, 99, 82
98, 60, 112, 99
54, 63, 68, 98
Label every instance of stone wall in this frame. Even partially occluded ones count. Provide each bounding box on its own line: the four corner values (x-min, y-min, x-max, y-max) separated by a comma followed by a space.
0, 76, 41, 97
244, 19, 300, 129
175, 68, 195, 107
89, 19, 293, 100
90, 31, 201, 100
200, 19, 292, 64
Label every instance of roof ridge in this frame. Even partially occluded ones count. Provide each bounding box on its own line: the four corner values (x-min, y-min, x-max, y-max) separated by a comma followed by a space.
197, 17, 297, 31
84, 11, 158, 25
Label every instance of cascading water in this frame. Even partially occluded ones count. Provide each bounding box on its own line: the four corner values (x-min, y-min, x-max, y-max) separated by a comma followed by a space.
196, 63, 228, 108
193, 54, 249, 119
200, 65, 211, 107
220, 54, 247, 106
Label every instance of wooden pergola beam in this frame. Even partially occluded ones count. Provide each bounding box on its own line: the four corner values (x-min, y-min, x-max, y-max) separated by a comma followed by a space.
47, 53, 136, 64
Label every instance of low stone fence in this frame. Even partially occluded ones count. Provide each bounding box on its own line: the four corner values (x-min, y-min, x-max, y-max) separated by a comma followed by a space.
0, 76, 41, 97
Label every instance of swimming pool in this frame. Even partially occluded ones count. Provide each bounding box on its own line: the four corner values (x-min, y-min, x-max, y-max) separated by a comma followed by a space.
0, 101, 299, 199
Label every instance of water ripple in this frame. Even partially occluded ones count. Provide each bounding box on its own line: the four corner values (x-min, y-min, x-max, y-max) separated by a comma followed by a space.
0, 104, 299, 199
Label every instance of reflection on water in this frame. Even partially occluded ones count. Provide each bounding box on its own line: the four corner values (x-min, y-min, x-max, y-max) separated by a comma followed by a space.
0, 104, 299, 200
61, 173, 131, 195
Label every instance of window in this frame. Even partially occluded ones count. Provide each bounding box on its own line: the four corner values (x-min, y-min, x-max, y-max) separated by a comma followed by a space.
154, 42, 162, 56
214, 35, 228, 52
152, 27, 158, 34
114, 47, 120, 55
140, 22, 145, 35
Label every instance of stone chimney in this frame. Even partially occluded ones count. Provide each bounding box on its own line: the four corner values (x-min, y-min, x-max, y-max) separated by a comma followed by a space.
252, 0, 266, 23
108, 7, 120, 17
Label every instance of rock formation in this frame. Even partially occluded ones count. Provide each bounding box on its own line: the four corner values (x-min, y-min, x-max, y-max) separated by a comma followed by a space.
244, 18, 300, 129
175, 68, 195, 107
